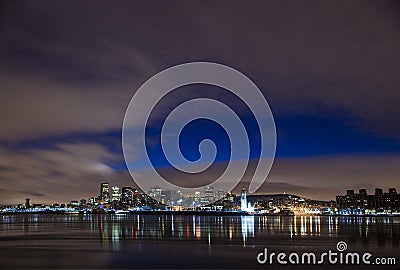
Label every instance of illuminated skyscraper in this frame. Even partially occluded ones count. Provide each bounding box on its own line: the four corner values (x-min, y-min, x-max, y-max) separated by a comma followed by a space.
100, 182, 110, 203
111, 186, 121, 202
121, 187, 134, 205
194, 191, 201, 206
204, 186, 214, 204
148, 186, 162, 201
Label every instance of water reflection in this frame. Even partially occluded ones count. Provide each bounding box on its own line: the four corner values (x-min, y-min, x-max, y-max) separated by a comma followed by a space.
1, 214, 399, 249
241, 216, 254, 245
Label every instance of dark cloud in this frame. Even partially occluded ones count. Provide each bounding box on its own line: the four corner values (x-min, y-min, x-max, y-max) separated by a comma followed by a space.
16, 190, 45, 197
1, 1, 399, 140
0, 1, 399, 203
0, 142, 399, 203
0, 142, 134, 204
0, 0, 399, 141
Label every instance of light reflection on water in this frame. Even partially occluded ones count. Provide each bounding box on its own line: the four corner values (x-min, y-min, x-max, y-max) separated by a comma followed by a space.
1, 214, 399, 268
1, 214, 399, 249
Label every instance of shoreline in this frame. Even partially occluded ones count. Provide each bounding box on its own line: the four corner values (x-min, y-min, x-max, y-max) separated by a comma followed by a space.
1, 210, 400, 217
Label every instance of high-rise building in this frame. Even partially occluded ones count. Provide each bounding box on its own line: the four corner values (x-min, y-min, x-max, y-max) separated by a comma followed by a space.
100, 182, 110, 203
111, 186, 121, 202
204, 186, 214, 204
359, 189, 367, 196
200, 196, 209, 205
148, 186, 162, 202
121, 187, 134, 205
194, 191, 201, 206
375, 188, 383, 196
336, 188, 400, 212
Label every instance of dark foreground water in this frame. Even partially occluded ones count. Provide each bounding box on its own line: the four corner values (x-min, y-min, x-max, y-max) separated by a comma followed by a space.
0, 214, 399, 269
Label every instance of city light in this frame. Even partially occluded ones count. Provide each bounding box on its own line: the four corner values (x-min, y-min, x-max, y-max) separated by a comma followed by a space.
1, 185, 399, 216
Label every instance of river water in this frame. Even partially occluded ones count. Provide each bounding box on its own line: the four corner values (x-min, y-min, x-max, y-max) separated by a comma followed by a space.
0, 214, 399, 269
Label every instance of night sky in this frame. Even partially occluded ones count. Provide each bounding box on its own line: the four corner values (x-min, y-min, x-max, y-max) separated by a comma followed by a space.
1, 0, 400, 204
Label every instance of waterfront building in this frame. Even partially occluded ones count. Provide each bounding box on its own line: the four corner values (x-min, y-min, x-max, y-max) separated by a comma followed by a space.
100, 182, 110, 203
336, 188, 400, 213
240, 187, 247, 211
70, 200, 79, 207
240, 187, 254, 212
148, 186, 162, 202
194, 191, 201, 206
121, 187, 134, 205
111, 186, 121, 202
204, 186, 214, 203
200, 196, 209, 205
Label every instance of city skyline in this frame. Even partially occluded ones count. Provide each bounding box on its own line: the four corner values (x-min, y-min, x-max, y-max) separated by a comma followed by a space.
1, 1, 400, 204
3, 183, 400, 219
4, 179, 399, 209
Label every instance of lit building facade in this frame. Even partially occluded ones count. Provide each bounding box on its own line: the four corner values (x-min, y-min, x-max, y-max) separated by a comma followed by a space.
204, 186, 214, 204
100, 182, 110, 203
121, 187, 134, 205
111, 186, 121, 202
240, 187, 247, 211
240, 187, 254, 212
148, 186, 162, 202
336, 188, 400, 213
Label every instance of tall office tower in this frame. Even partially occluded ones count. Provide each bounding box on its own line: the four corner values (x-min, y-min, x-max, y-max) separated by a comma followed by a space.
121, 187, 134, 205
194, 191, 201, 206
204, 186, 214, 204
100, 182, 110, 203
148, 186, 162, 201
389, 188, 397, 195
346, 190, 355, 196
111, 186, 121, 202
375, 188, 383, 196
359, 189, 367, 196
